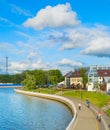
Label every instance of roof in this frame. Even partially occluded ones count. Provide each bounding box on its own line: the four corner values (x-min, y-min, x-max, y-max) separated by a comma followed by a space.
97, 69, 110, 77
64, 71, 73, 77
70, 70, 81, 78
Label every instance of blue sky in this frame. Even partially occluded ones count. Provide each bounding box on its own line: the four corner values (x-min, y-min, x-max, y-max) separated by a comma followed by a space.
0, 0, 110, 74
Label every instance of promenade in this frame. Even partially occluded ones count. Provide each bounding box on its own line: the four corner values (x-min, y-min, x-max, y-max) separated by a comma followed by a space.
69, 98, 110, 130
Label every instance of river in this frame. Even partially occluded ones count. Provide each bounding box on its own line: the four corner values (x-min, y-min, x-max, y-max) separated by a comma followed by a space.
0, 88, 72, 130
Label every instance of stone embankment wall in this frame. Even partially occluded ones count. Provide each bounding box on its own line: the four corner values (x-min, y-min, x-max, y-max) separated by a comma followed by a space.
14, 89, 77, 130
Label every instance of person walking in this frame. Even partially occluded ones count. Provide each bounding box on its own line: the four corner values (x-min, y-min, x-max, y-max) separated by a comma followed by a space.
97, 111, 102, 122
78, 103, 82, 110
86, 99, 90, 108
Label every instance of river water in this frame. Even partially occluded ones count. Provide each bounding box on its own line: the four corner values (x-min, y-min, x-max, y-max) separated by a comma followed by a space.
0, 88, 72, 130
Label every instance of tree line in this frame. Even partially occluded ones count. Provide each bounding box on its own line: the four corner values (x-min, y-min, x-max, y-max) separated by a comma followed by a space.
0, 69, 64, 86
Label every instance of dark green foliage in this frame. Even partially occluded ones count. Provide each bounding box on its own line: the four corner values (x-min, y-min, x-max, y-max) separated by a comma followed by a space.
0, 74, 26, 84
80, 68, 88, 89
0, 69, 64, 87
48, 70, 64, 84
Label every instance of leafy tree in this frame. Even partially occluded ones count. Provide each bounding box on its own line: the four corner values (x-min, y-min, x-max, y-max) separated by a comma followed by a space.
48, 69, 64, 84
34, 70, 48, 85
21, 73, 36, 90
49, 75, 58, 84
12, 73, 26, 84
80, 68, 88, 89
0, 69, 64, 87
0, 74, 12, 83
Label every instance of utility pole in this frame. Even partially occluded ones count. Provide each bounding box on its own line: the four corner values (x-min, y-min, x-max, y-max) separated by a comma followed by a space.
6, 56, 8, 74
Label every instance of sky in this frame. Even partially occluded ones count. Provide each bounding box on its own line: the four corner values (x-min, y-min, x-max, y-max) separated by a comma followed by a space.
0, 0, 110, 74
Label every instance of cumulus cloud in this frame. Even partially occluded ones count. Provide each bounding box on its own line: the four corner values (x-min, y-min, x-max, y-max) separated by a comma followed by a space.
58, 58, 83, 67
48, 25, 110, 58
8, 59, 50, 74
81, 37, 110, 57
23, 3, 80, 30
59, 27, 97, 50
22, 2, 110, 58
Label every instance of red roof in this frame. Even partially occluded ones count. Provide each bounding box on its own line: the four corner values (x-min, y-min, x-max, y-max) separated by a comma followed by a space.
97, 69, 110, 77
70, 70, 81, 77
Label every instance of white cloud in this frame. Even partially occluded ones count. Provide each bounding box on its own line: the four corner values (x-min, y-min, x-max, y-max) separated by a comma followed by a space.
8, 59, 51, 74
10, 4, 33, 17
23, 3, 80, 30
0, 16, 17, 27
58, 58, 83, 67
81, 37, 110, 57
27, 52, 36, 60
49, 25, 110, 58
9, 62, 28, 72
59, 27, 95, 50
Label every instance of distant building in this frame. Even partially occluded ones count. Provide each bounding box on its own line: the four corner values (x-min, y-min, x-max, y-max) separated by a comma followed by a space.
64, 71, 73, 87
64, 65, 110, 91
69, 70, 83, 89
97, 69, 110, 90
88, 66, 98, 88
88, 65, 110, 91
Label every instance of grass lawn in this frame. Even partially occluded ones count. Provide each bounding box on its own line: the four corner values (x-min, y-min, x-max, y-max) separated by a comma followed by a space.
106, 109, 110, 116
31, 88, 110, 108
61, 90, 110, 108
32, 87, 60, 94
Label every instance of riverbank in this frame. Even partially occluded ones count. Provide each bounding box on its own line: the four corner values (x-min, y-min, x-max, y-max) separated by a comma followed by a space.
14, 89, 77, 130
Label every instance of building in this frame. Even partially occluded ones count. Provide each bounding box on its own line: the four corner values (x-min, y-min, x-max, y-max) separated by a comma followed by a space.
64, 71, 73, 87
97, 69, 110, 90
69, 70, 83, 89
88, 66, 98, 88
64, 65, 110, 91
88, 65, 110, 91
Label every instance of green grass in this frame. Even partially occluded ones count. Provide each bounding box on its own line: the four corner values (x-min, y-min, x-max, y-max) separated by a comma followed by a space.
60, 90, 110, 108
32, 87, 61, 94
106, 109, 110, 116
24, 87, 110, 116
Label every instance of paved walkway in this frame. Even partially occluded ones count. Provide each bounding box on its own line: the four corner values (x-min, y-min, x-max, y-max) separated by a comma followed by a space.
68, 98, 110, 130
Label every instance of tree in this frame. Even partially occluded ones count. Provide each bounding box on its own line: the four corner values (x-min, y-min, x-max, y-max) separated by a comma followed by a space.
34, 70, 48, 85
21, 72, 36, 90
80, 68, 88, 89
0, 69, 64, 87
48, 70, 64, 84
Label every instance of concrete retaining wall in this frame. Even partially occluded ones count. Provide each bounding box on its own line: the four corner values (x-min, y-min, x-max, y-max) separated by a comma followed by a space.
14, 89, 77, 130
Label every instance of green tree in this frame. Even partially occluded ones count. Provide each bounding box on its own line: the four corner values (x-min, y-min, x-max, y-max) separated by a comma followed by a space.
34, 70, 47, 85
0, 74, 12, 83
21, 73, 36, 90
48, 69, 64, 84
0, 69, 64, 87
49, 75, 58, 84
80, 68, 88, 89
12, 73, 26, 84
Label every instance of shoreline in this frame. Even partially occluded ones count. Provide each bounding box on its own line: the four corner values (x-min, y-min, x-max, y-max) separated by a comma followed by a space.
14, 89, 77, 130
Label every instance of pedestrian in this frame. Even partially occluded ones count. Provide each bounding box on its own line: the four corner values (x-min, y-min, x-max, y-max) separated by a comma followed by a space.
86, 99, 90, 108
97, 111, 102, 122
78, 103, 82, 110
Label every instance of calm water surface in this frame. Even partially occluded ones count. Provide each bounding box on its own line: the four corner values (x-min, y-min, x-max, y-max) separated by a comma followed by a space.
0, 88, 72, 130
